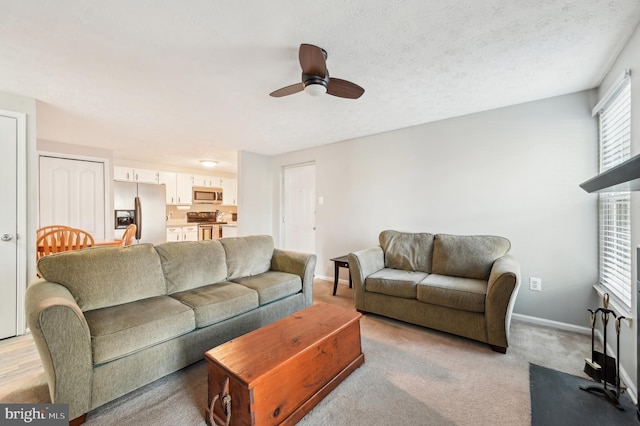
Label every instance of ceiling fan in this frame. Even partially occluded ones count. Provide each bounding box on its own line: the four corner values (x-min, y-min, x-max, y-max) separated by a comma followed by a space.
269, 44, 365, 99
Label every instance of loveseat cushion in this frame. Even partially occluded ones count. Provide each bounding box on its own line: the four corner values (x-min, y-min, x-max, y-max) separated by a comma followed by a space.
417, 274, 487, 313
365, 268, 429, 299
232, 271, 302, 305
219, 235, 274, 280
36, 244, 166, 311
431, 234, 511, 280
155, 240, 228, 293
169, 282, 259, 328
84, 295, 195, 365
379, 230, 434, 273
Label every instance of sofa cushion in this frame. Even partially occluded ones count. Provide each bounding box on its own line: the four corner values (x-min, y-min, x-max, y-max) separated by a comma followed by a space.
379, 230, 434, 273
84, 295, 195, 365
417, 274, 487, 313
169, 282, 259, 328
431, 234, 511, 280
155, 240, 228, 294
36, 244, 166, 311
219, 235, 274, 280
232, 271, 302, 305
365, 268, 429, 299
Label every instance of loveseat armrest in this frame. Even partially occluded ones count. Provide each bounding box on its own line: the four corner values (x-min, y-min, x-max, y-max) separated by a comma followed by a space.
25, 279, 93, 420
348, 247, 385, 311
485, 255, 521, 351
271, 249, 317, 307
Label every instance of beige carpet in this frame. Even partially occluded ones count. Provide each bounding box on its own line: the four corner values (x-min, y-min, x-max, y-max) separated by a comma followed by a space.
1, 280, 595, 425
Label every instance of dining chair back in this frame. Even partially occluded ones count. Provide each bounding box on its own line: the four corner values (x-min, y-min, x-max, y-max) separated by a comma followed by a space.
36, 225, 72, 239
121, 224, 137, 247
36, 228, 95, 260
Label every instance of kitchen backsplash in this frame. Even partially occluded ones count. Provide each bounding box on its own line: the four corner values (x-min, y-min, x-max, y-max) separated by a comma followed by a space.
166, 204, 237, 224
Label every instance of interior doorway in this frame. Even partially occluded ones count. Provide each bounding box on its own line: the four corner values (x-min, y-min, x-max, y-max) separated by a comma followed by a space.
0, 110, 26, 340
282, 163, 316, 254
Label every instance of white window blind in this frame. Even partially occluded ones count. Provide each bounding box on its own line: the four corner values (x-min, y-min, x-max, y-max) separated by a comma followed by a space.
596, 72, 631, 308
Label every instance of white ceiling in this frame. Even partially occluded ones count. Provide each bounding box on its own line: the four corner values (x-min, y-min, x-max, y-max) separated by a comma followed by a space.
2, 1, 640, 173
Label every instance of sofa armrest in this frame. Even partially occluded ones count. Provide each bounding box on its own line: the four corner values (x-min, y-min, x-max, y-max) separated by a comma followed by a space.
348, 247, 385, 311
25, 279, 93, 420
485, 255, 521, 349
271, 249, 317, 307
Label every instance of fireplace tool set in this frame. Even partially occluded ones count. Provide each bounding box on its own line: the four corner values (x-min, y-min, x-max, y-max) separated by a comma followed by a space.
581, 293, 626, 410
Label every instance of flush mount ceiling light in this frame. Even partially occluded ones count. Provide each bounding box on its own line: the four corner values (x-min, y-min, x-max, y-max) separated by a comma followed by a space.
303, 81, 327, 96
200, 160, 218, 168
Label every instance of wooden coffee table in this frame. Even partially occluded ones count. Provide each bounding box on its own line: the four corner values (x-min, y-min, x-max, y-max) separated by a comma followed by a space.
205, 303, 364, 426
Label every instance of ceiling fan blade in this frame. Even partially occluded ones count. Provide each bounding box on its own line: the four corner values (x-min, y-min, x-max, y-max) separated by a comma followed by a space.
299, 44, 326, 77
269, 83, 304, 97
326, 78, 365, 99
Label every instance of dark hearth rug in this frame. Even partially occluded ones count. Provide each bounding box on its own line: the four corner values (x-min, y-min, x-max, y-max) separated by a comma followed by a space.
530, 363, 636, 426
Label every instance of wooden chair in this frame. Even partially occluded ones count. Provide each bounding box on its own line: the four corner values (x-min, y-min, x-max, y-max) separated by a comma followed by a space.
121, 224, 137, 247
36, 228, 95, 260
37, 225, 72, 239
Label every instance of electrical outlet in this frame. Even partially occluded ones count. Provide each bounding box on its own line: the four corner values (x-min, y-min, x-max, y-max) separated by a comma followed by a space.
529, 277, 542, 292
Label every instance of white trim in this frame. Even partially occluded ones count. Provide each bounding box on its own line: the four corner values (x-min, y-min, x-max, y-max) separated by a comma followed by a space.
592, 69, 631, 116
0, 109, 27, 336
593, 284, 633, 323
512, 313, 591, 335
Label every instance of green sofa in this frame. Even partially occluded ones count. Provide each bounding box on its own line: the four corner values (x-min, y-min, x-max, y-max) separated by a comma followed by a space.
26, 235, 316, 424
348, 231, 520, 353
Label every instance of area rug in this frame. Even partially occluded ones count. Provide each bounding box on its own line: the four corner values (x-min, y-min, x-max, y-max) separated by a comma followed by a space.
529, 363, 636, 426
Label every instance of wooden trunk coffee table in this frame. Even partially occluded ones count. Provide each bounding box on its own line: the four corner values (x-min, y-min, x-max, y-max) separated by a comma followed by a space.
205, 303, 364, 426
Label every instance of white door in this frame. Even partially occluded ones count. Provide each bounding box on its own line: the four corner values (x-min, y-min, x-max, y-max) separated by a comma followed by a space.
283, 164, 316, 254
39, 156, 106, 240
0, 113, 21, 339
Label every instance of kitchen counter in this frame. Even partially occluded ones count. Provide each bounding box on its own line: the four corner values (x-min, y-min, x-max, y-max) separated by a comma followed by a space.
166, 221, 228, 227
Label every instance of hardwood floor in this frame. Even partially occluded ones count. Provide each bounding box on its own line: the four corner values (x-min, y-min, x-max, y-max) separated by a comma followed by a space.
0, 279, 351, 399
0, 333, 43, 398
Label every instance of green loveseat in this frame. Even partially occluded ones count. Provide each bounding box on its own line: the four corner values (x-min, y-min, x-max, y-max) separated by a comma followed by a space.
349, 231, 520, 353
26, 235, 316, 424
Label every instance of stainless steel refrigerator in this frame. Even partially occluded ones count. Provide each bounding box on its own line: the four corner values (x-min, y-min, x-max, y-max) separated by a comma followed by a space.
114, 181, 166, 244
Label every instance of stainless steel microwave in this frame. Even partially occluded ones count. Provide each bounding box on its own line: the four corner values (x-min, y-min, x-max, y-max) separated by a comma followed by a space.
192, 187, 223, 204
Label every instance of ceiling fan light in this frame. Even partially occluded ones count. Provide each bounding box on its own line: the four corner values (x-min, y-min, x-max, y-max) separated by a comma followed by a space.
304, 83, 327, 97
200, 160, 218, 168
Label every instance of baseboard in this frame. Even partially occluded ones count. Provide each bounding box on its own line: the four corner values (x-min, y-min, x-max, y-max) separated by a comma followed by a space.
512, 313, 591, 335
316, 275, 350, 285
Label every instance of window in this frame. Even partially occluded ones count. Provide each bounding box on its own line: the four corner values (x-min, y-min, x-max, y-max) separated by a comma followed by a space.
595, 71, 631, 308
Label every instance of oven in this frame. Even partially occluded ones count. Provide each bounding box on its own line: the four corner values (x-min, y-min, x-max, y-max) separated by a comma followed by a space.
198, 224, 221, 240
187, 212, 225, 240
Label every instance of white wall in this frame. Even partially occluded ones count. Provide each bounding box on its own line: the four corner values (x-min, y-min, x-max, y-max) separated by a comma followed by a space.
237, 151, 273, 236
595, 20, 640, 399
0, 91, 37, 282
269, 90, 599, 330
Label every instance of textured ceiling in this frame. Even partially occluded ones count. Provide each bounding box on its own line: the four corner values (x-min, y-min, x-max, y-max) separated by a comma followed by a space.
2, 1, 640, 173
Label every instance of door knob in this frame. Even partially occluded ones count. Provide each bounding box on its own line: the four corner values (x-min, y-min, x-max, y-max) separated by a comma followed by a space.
1, 234, 13, 241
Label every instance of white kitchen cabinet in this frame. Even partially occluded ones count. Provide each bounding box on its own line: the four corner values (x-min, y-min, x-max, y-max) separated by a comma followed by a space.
182, 225, 198, 241
166, 227, 182, 242
193, 175, 213, 188
158, 171, 178, 204
176, 173, 193, 205
166, 225, 198, 241
133, 168, 158, 183
221, 178, 237, 205
114, 166, 158, 183
113, 166, 134, 182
